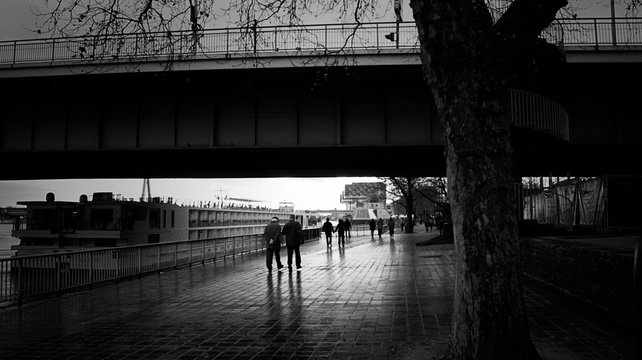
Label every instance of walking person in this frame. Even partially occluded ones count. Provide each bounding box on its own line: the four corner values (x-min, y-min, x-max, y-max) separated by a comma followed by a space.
335, 218, 346, 247
369, 218, 377, 239
282, 214, 304, 271
377, 218, 384, 239
401, 218, 405, 232
263, 216, 284, 272
322, 217, 334, 246
387, 217, 396, 240
344, 217, 352, 239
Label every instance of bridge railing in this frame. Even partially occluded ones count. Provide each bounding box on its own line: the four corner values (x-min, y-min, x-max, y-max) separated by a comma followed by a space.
0, 227, 320, 306
1, 17, 641, 67
509, 89, 569, 141
0, 22, 418, 66
543, 17, 642, 47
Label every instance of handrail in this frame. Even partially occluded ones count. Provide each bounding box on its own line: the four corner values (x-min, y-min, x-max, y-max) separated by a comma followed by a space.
1, 17, 641, 67
0, 227, 320, 306
509, 89, 569, 141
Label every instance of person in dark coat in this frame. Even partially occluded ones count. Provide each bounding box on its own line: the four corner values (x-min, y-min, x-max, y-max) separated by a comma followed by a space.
387, 217, 396, 240
344, 217, 352, 238
322, 217, 334, 246
282, 214, 304, 271
263, 216, 284, 272
369, 218, 376, 239
334, 218, 346, 247
377, 218, 384, 239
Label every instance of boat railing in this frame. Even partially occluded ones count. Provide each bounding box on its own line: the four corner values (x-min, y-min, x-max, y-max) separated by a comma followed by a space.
0, 227, 321, 307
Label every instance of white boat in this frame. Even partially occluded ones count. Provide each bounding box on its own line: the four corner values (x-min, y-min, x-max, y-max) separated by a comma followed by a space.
10, 192, 299, 257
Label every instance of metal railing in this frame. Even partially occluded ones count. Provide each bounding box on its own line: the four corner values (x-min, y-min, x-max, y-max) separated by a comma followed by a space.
543, 17, 642, 47
510, 89, 569, 140
0, 22, 417, 67
0, 227, 320, 306
1, 17, 641, 67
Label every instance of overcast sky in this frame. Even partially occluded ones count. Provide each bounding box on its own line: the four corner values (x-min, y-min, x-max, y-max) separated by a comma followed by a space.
0, 177, 382, 211
0, 0, 624, 41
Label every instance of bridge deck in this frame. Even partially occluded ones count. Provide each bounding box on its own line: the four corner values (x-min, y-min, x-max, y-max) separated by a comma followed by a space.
0, 229, 633, 359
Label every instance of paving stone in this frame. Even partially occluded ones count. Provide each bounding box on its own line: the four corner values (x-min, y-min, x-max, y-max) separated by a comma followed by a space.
0, 228, 635, 359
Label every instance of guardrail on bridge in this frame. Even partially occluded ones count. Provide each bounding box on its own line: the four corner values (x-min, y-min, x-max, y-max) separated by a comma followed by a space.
1, 17, 641, 67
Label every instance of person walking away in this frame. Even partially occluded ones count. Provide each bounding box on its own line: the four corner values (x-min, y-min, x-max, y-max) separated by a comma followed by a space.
322, 217, 334, 246
369, 218, 377, 239
387, 217, 396, 240
401, 218, 406, 232
377, 218, 384, 239
263, 216, 284, 272
344, 217, 352, 238
335, 218, 346, 247
282, 214, 304, 271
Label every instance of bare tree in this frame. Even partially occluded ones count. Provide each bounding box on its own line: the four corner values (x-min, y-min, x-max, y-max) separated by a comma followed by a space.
380, 176, 421, 233
385, 177, 451, 234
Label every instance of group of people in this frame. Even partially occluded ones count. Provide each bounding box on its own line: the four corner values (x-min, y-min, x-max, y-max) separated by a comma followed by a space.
321, 217, 352, 247
369, 217, 396, 240
262, 214, 305, 272
263, 214, 405, 273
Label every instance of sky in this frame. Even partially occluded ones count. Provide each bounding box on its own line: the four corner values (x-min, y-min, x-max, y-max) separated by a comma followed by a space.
0, 177, 382, 211
0, 1, 626, 41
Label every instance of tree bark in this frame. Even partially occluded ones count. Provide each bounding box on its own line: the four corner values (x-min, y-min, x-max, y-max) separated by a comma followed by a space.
408, 0, 566, 358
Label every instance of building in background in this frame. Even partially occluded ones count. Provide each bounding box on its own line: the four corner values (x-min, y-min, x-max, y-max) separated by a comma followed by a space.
340, 182, 390, 225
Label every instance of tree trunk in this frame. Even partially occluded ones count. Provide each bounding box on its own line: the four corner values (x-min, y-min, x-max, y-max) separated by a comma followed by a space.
406, 178, 415, 233
408, 0, 564, 358
406, 195, 414, 233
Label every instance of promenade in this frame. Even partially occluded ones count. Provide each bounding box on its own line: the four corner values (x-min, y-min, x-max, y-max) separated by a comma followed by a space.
0, 227, 634, 359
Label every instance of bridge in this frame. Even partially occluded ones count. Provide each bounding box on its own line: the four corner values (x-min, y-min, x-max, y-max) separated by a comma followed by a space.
0, 18, 641, 179
0, 17, 640, 360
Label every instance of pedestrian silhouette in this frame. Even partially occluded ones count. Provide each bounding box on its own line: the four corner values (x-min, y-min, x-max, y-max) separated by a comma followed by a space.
335, 218, 346, 247
344, 217, 352, 238
369, 218, 376, 239
322, 217, 334, 246
377, 217, 384, 239
282, 214, 304, 271
263, 216, 284, 272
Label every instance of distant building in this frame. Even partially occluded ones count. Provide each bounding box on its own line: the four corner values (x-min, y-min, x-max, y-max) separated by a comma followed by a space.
278, 201, 295, 212
340, 182, 390, 224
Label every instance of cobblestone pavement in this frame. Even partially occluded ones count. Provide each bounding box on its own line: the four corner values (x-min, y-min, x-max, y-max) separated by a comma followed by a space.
0, 228, 634, 359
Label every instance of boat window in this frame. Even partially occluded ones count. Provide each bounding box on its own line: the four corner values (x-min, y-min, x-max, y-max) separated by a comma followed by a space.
91, 209, 114, 230
149, 208, 161, 229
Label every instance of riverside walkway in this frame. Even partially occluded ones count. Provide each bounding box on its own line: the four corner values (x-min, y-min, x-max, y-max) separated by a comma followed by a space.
0, 228, 634, 359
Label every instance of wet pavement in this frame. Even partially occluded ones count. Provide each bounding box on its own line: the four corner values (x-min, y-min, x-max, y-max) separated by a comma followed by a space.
0, 227, 634, 359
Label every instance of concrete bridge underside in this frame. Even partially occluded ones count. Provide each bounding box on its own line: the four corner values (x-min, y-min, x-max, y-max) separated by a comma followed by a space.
0, 62, 640, 179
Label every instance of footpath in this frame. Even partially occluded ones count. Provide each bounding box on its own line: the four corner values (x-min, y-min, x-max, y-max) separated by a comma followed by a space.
0, 227, 634, 359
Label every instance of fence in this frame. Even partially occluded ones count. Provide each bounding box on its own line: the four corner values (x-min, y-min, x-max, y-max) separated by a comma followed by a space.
0, 227, 320, 306
516, 177, 606, 228
543, 17, 642, 47
1, 18, 641, 67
